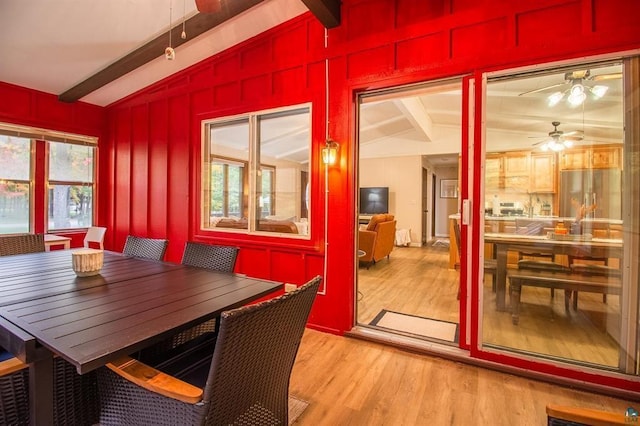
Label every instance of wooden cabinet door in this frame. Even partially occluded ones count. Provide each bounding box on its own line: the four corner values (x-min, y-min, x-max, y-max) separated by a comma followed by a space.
485, 155, 503, 190
559, 149, 589, 169
504, 152, 530, 191
591, 146, 621, 169
530, 153, 556, 192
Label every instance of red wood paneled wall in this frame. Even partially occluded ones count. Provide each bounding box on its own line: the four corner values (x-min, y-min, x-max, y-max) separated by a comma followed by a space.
0, 82, 106, 246
102, 0, 640, 337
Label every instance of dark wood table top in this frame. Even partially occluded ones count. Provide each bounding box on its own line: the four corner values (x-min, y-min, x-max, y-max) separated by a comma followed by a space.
0, 250, 282, 373
0, 250, 181, 306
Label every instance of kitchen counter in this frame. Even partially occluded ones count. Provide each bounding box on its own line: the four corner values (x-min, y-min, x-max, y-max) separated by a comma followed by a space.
449, 213, 622, 224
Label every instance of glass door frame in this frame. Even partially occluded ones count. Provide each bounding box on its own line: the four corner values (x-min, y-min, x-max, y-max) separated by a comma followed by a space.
468, 55, 639, 386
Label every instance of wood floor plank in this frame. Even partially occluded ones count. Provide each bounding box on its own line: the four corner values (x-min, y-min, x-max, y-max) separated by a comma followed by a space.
290, 329, 635, 425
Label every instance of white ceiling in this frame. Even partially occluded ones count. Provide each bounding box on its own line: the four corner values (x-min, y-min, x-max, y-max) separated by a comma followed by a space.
0, 0, 307, 106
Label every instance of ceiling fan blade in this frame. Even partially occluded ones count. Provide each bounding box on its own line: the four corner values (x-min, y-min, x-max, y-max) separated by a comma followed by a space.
563, 129, 583, 135
563, 136, 583, 142
531, 138, 549, 146
591, 73, 622, 81
518, 83, 565, 96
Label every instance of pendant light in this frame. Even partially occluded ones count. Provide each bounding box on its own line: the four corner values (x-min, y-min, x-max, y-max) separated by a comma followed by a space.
321, 30, 339, 165
165, 1, 175, 60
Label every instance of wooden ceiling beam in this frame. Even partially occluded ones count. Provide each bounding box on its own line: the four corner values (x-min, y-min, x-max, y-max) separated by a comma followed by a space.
300, 0, 341, 29
59, 0, 264, 103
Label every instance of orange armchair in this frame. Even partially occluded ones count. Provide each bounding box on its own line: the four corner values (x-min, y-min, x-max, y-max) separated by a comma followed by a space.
358, 214, 396, 268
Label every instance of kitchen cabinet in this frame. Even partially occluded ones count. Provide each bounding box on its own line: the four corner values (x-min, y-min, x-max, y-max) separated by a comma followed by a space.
559, 145, 622, 170
530, 153, 556, 193
591, 146, 622, 169
486, 152, 530, 192
485, 154, 503, 191
503, 152, 530, 192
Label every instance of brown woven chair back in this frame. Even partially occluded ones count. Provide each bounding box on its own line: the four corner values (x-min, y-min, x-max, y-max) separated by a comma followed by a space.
122, 235, 168, 261
181, 242, 239, 272
0, 234, 45, 256
201, 275, 321, 424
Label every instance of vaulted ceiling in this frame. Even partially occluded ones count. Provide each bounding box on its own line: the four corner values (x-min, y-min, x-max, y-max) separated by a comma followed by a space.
0, 0, 339, 107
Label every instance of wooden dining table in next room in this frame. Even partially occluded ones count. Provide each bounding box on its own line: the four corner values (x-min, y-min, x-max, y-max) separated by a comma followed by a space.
483, 233, 623, 311
0, 249, 283, 426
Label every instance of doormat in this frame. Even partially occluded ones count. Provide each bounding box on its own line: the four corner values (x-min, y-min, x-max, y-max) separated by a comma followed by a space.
370, 309, 459, 343
432, 239, 450, 247
289, 395, 309, 424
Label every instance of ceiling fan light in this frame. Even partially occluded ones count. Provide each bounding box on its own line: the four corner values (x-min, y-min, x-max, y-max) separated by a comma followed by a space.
563, 139, 574, 148
547, 91, 564, 107
568, 90, 586, 106
551, 142, 565, 151
570, 83, 585, 97
591, 85, 609, 99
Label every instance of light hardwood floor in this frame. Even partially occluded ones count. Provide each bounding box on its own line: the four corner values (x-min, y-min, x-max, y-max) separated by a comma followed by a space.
356, 242, 620, 368
290, 329, 636, 425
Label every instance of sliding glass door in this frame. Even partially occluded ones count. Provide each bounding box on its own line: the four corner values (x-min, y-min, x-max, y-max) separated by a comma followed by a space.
480, 57, 639, 375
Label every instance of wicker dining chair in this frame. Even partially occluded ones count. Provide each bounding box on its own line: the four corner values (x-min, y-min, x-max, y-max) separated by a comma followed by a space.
173, 242, 240, 345
97, 275, 322, 426
139, 243, 241, 363
181, 242, 239, 273
0, 352, 99, 426
122, 235, 168, 261
0, 234, 45, 256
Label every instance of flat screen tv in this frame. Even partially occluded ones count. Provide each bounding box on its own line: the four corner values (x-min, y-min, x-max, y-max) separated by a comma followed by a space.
359, 187, 389, 215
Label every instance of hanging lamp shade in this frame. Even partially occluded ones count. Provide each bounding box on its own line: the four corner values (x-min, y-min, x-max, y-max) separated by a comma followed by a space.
196, 0, 222, 13
322, 140, 339, 165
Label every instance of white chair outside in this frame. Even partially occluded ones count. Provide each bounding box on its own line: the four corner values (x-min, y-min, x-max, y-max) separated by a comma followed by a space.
84, 227, 107, 250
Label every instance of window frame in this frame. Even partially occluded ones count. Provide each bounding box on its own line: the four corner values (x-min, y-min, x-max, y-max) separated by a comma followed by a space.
200, 103, 312, 239
46, 140, 97, 232
0, 136, 34, 234
0, 122, 98, 235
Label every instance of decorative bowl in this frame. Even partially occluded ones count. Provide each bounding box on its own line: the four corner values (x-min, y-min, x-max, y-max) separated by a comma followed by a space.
72, 249, 104, 277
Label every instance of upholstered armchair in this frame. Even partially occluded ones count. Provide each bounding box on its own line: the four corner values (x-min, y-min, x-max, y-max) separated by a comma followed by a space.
358, 214, 396, 268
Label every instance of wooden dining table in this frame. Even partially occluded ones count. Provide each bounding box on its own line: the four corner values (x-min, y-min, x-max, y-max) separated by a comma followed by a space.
484, 233, 623, 311
0, 249, 283, 426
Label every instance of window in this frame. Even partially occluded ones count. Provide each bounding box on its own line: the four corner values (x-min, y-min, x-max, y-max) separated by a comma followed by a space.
0, 123, 97, 235
202, 105, 311, 237
0, 135, 32, 234
48, 141, 95, 230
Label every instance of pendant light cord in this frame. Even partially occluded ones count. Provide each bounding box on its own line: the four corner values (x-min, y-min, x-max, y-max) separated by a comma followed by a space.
325, 28, 330, 142
169, 2, 173, 48
321, 27, 330, 296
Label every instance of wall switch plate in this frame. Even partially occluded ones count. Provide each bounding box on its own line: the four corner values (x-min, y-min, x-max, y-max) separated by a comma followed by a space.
284, 283, 297, 292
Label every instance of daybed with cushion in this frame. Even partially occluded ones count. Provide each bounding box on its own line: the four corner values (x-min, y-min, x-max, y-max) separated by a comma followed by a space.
215, 218, 299, 234
358, 214, 396, 268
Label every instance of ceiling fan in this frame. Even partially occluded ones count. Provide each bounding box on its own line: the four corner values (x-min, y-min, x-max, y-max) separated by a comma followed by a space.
518, 69, 621, 107
531, 121, 583, 151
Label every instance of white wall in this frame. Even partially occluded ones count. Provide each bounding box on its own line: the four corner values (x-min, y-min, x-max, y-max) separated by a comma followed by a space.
434, 166, 459, 237
360, 156, 422, 246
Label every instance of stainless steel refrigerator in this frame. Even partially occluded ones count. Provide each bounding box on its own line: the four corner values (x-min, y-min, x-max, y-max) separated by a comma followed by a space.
559, 169, 622, 220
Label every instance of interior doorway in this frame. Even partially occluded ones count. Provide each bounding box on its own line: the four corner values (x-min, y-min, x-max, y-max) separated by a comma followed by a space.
355, 80, 463, 346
